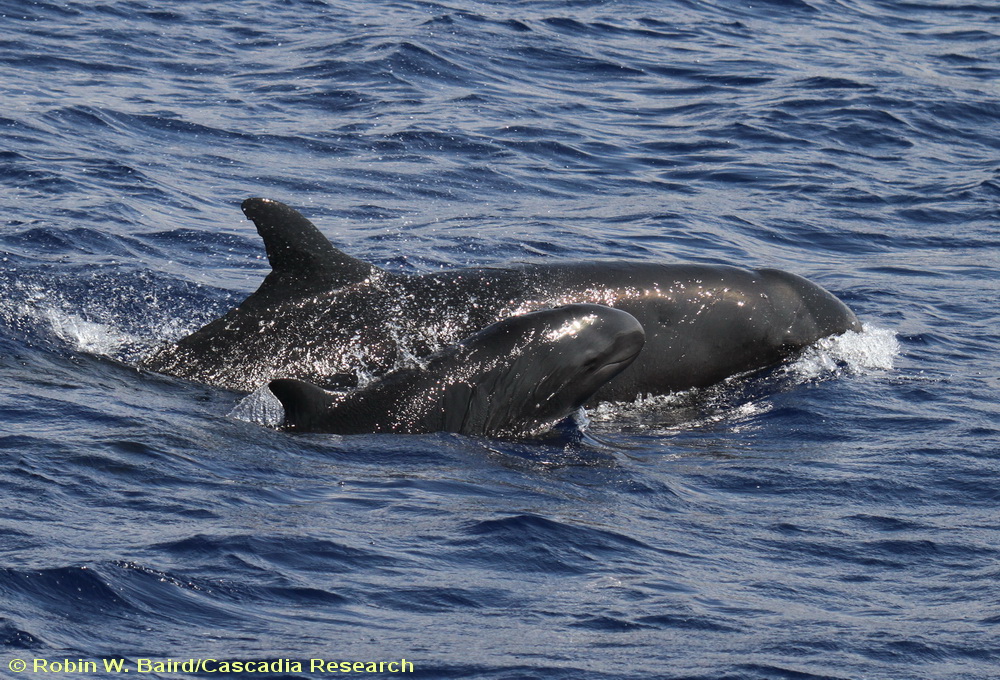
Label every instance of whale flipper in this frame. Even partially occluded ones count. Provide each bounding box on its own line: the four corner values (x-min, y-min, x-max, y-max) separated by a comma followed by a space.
241, 198, 376, 301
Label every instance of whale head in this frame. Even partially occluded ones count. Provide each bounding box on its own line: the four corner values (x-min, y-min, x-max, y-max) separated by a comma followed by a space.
435, 303, 646, 437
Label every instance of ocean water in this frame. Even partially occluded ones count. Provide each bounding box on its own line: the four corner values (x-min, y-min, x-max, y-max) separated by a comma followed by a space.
1, 0, 997, 678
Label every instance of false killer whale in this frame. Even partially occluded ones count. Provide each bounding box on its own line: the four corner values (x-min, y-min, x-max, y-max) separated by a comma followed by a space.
142, 198, 861, 430
269, 304, 644, 436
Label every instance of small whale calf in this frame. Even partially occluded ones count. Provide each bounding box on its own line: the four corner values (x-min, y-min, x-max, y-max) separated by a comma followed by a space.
142, 199, 861, 436
269, 304, 644, 437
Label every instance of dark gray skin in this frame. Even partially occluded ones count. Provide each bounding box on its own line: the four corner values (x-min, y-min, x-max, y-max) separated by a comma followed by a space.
268, 304, 645, 437
142, 198, 862, 403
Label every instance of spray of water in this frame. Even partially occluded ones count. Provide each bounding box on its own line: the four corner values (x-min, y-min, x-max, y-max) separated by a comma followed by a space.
784, 325, 900, 380
228, 385, 286, 427
1, 278, 223, 364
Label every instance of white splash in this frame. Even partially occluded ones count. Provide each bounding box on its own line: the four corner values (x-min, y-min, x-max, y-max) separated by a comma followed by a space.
585, 391, 690, 427
2, 281, 201, 363
42, 308, 153, 359
229, 385, 285, 426
785, 324, 900, 381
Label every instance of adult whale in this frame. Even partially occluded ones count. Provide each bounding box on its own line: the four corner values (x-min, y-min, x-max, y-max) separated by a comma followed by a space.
269, 304, 645, 437
142, 198, 861, 404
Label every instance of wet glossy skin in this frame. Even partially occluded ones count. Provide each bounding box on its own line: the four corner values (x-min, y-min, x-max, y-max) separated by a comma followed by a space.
268, 304, 646, 436
142, 199, 861, 403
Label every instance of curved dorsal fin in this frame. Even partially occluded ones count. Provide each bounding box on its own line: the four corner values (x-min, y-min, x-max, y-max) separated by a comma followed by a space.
269, 378, 338, 431
241, 198, 375, 299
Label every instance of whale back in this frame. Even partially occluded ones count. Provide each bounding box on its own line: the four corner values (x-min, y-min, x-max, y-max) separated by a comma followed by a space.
144, 200, 861, 405
141, 199, 389, 386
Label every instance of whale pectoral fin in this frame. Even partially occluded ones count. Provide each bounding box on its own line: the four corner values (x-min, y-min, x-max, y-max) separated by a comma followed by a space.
268, 378, 338, 432
241, 198, 376, 298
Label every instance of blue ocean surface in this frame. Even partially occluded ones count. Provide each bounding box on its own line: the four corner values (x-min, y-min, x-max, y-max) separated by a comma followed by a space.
1, 0, 998, 678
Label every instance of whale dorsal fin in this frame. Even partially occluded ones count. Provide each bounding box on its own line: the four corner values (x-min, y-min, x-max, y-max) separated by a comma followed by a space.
241, 198, 375, 299
269, 378, 338, 431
